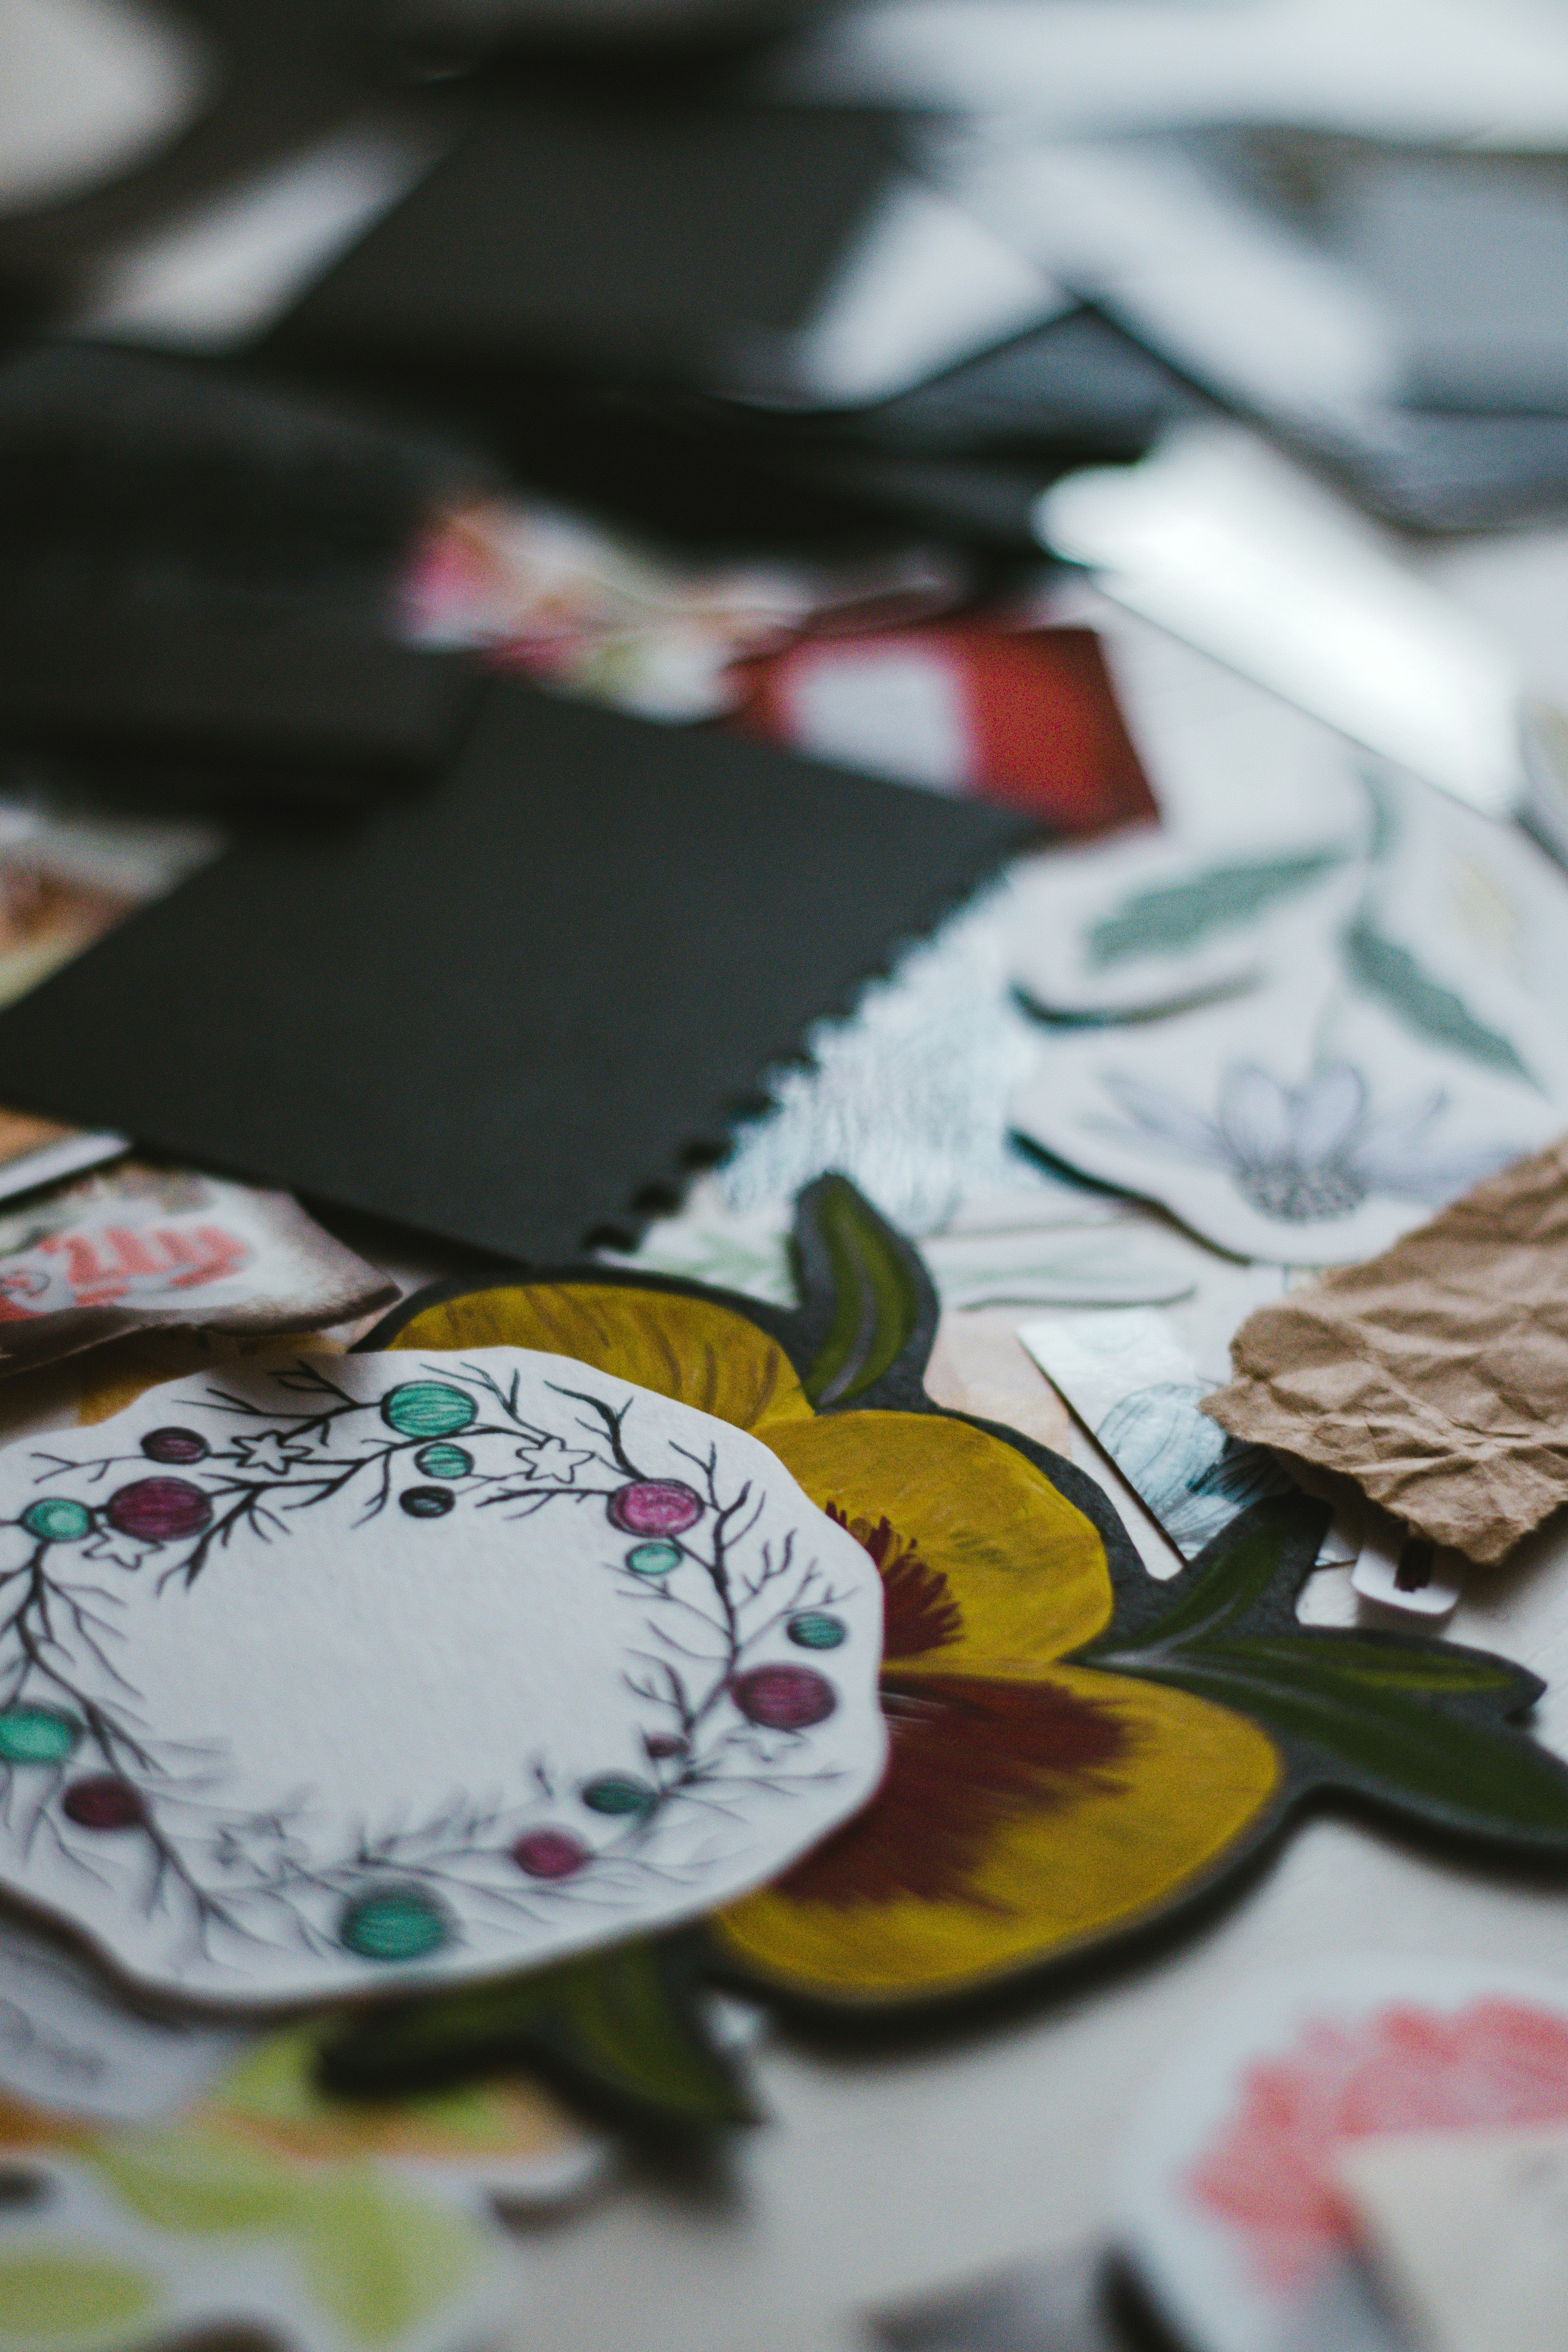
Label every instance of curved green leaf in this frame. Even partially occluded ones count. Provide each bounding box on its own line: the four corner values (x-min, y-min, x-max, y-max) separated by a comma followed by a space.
1343, 914, 1539, 1087
1086, 1495, 1323, 1654
1086, 848, 1346, 967
318, 1939, 757, 2129
795, 1173, 933, 1408
1126, 1633, 1568, 1847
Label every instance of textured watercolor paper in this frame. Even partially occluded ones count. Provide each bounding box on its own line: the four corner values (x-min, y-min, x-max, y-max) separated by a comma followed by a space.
1009, 764, 1568, 1261
0, 1349, 887, 2004
1020, 1308, 1295, 1558
1010, 936, 1560, 1265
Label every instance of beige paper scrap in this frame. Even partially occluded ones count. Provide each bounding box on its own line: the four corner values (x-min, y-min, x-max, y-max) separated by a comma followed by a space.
1336, 2124, 1568, 2352
1204, 1134, 1568, 1566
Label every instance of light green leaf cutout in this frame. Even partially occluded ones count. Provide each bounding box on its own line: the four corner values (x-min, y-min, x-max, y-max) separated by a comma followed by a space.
0, 2249, 159, 2343
1343, 914, 1539, 1087
85, 2128, 301, 2237
297, 2169, 483, 2346
1085, 848, 1347, 967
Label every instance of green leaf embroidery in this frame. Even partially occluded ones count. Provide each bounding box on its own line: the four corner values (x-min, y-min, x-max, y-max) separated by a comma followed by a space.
0, 2250, 160, 2343
1343, 912, 1539, 1087
318, 1938, 757, 2128
795, 1173, 933, 1409
1085, 848, 1347, 967
297, 2169, 485, 2345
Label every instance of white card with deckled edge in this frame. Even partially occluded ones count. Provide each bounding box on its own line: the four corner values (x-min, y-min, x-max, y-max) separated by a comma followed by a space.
1336, 2124, 1568, 2352
1009, 929, 1564, 1265
0, 1350, 887, 2004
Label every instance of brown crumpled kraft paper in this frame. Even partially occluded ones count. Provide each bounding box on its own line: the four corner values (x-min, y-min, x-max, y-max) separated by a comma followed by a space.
1203, 1134, 1568, 1566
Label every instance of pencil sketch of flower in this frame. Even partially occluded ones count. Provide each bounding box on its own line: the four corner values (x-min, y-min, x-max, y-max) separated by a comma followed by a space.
1095, 1061, 1517, 1223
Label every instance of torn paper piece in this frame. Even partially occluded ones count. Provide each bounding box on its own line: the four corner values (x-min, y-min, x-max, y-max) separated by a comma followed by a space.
0, 1162, 394, 1374
1336, 2124, 1568, 2352
1205, 1131, 1568, 1565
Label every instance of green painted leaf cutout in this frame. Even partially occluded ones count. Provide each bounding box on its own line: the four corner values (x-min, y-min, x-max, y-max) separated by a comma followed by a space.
297, 2168, 484, 2345
85, 2126, 302, 2236
1086, 1498, 1315, 1655
318, 1939, 757, 2128
1127, 1634, 1568, 1847
0, 2250, 160, 2342
796, 1173, 930, 1408
1343, 913, 1539, 1087
1085, 848, 1347, 967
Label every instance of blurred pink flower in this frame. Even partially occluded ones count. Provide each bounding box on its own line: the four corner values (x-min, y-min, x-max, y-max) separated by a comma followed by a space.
1188, 1998, 1568, 2288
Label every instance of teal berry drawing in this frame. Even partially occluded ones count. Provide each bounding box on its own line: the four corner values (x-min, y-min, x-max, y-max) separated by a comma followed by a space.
788, 1612, 847, 1650
21, 1499, 92, 1543
380, 1381, 479, 1439
625, 1539, 682, 1577
399, 1487, 455, 1519
581, 1775, 656, 1816
414, 1443, 473, 1479
339, 1885, 452, 1962
0, 1707, 80, 1765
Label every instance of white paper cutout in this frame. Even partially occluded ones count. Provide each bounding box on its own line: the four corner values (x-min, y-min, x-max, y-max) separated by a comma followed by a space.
1008, 766, 1568, 1263
0, 1915, 243, 2123
1009, 928, 1564, 1264
1119, 1956, 1568, 2352
1351, 1531, 1463, 1621
1337, 2122, 1568, 2352
0, 1349, 887, 2004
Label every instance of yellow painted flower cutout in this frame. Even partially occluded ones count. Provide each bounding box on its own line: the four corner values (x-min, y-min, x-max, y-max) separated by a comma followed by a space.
368, 1175, 1568, 2037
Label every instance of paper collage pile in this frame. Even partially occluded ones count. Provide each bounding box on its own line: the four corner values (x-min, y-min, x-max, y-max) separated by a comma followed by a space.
15, 14, 1568, 2349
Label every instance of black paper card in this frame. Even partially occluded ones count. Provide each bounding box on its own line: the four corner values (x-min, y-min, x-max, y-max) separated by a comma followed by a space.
0, 682, 1029, 1262
272, 90, 898, 386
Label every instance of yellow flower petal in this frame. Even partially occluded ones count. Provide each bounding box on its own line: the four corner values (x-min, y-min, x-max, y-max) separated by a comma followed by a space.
764, 1410, 1112, 1673
386, 1282, 812, 1436
710, 1666, 1281, 2004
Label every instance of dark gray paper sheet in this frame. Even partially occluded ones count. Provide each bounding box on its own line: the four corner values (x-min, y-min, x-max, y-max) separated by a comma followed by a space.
0, 681, 1028, 1262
